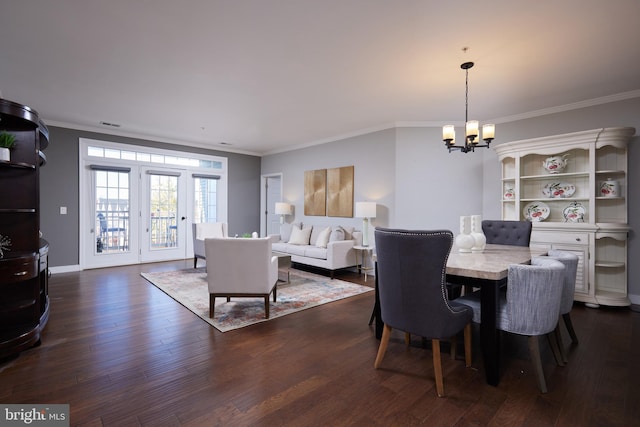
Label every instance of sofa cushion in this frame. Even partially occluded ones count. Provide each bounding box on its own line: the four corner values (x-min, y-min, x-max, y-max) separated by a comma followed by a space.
285, 244, 308, 257
315, 226, 332, 248
288, 226, 312, 245
304, 246, 328, 260
272, 241, 288, 252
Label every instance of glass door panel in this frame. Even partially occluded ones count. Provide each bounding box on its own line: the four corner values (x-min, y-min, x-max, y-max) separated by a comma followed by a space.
83, 165, 139, 269
193, 175, 218, 223
95, 170, 130, 254
140, 168, 187, 262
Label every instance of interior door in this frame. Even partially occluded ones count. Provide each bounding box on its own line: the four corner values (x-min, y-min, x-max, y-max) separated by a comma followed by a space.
264, 175, 282, 236
139, 167, 187, 263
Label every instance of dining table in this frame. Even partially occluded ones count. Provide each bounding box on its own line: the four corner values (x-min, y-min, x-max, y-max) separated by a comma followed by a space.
372, 243, 548, 386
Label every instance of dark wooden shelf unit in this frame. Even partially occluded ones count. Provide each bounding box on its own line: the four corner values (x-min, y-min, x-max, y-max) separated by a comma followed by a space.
0, 98, 50, 359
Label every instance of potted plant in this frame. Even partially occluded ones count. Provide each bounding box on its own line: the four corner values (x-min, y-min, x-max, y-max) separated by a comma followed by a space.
0, 131, 16, 161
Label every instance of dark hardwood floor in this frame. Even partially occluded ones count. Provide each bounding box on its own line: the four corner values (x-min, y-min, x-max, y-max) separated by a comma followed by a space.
1, 260, 639, 426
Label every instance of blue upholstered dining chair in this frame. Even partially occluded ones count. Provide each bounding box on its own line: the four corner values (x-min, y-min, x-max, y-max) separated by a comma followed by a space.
456, 256, 565, 393
547, 249, 580, 364
373, 228, 473, 398
481, 219, 532, 247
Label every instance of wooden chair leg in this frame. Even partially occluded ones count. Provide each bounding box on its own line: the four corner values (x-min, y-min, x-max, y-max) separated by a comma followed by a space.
209, 295, 215, 318
194, 257, 198, 269
528, 336, 548, 393
555, 323, 568, 364
374, 324, 392, 369
463, 323, 472, 367
404, 332, 411, 346
432, 339, 444, 397
264, 296, 270, 319
563, 313, 579, 344
547, 330, 565, 367
450, 335, 457, 360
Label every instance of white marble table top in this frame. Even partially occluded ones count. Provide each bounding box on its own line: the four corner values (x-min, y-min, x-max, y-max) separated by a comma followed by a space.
447, 244, 548, 281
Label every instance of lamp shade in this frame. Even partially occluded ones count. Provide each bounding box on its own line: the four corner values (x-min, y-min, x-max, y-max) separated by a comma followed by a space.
274, 202, 292, 215
355, 202, 376, 218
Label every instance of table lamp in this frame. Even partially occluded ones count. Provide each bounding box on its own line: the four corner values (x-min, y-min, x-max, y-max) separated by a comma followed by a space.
355, 201, 376, 246
275, 202, 292, 224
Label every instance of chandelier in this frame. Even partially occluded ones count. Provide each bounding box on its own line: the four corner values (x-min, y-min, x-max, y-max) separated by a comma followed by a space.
443, 61, 495, 153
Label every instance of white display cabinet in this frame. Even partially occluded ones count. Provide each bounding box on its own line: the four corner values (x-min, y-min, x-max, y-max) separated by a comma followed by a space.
494, 127, 634, 307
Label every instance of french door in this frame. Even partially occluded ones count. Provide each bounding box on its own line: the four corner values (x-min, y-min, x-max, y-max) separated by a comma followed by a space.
79, 138, 228, 270
83, 165, 140, 269
82, 165, 188, 267
139, 167, 188, 263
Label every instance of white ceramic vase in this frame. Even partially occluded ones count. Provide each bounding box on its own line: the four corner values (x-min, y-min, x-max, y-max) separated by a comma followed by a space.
455, 215, 475, 253
0, 147, 10, 162
470, 214, 486, 252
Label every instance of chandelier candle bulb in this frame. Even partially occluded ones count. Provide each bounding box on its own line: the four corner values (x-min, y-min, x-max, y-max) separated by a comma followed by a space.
443, 125, 455, 142
466, 120, 479, 140
482, 124, 495, 141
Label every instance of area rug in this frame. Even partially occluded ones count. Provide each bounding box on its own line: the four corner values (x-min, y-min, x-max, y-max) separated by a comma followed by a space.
141, 268, 373, 332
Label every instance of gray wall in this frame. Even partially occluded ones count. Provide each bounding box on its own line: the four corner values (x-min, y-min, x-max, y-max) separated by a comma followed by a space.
40, 127, 261, 267
261, 97, 640, 302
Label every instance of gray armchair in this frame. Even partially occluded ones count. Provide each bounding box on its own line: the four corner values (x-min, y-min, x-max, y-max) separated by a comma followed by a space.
457, 256, 565, 393
481, 220, 532, 247
373, 228, 473, 397
547, 249, 580, 364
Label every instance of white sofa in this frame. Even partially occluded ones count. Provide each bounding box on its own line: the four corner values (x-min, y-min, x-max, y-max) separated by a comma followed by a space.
269, 223, 362, 278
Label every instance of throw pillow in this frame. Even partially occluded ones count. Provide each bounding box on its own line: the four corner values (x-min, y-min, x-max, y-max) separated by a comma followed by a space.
288, 226, 312, 245
315, 226, 332, 248
280, 222, 301, 242
329, 226, 345, 242
342, 226, 355, 240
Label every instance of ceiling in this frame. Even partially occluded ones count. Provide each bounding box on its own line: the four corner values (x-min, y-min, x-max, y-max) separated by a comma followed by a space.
1, 1, 639, 156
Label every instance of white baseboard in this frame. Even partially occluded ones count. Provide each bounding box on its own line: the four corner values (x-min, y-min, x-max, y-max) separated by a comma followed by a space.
49, 265, 81, 274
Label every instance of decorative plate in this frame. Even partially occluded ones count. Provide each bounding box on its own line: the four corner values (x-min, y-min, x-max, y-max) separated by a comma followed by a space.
523, 202, 550, 222
542, 181, 576, 198
563, 202, 586, 223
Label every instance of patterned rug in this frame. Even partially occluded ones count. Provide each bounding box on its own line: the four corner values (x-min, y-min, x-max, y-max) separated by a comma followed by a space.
141, 268, 373, 332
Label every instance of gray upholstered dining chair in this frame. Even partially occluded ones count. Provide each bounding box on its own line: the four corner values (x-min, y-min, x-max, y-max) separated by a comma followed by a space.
456, 256, 565, 393
373, 228, 473, 398
547, 249, 580, 364
481, 220, 532, 247
449, 219, 534, 299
